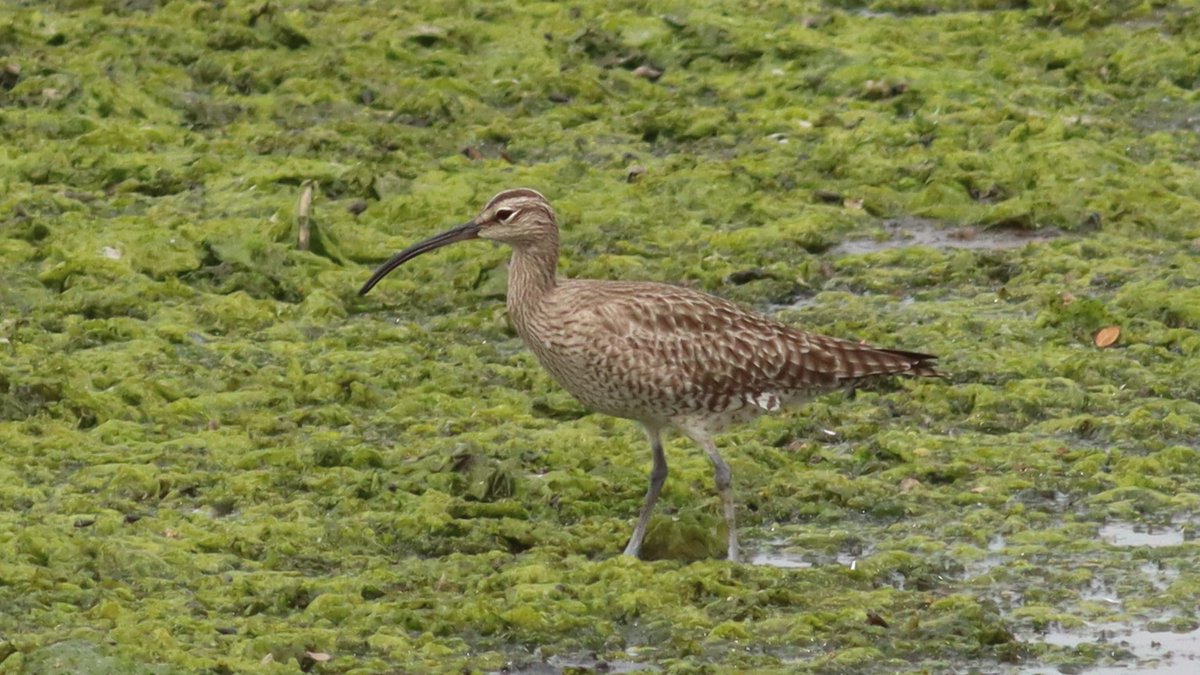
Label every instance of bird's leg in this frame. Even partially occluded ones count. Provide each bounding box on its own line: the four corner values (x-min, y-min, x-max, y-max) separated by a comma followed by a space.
695, 434, 739, 561
623, 426, 667, 558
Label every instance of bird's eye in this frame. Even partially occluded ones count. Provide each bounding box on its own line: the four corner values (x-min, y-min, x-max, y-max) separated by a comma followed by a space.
495, 208, 517, 223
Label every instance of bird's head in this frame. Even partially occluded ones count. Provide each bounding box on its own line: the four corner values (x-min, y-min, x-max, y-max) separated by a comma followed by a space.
358, 187, 557, 295
475, 188, 557, 245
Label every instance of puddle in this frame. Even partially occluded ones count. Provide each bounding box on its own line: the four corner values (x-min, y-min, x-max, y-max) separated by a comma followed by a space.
748, 538, 864, 570
749, 550, 814, 569
1099, 522, 1186, 548
771, 292, 921, 316
1140, 561, 1181, 592
832, 217, 1059, 256
1130, 98, 1200, 134
1021, 624, 1200, 674
492, 655, 658, 674
961, 534, 1009, 579
782, 296, 820, 311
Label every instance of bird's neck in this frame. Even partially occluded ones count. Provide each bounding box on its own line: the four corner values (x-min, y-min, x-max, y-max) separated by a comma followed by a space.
506, 238, 559, 324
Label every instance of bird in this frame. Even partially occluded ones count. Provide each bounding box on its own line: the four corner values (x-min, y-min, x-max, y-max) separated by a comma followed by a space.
359, 188, 941, 561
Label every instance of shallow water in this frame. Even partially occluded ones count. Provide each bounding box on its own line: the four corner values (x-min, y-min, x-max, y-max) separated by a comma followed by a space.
4, 1, 1200, 673
1099, 522, 1187, 549
1022, 624, 1200, 674
832, 217, 1061, 256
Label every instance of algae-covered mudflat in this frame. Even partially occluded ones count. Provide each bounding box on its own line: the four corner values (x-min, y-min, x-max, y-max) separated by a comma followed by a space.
3, 1, 1200, 673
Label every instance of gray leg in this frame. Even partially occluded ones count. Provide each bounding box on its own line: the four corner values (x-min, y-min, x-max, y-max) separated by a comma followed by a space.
624, 426, 667, 558
695, 434, 739, 561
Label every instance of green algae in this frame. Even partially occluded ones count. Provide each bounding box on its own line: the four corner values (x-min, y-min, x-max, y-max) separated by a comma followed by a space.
3, 0, 1200, 672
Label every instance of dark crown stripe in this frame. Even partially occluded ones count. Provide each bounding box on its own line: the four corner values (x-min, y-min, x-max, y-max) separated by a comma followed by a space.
485, 187, 546, 211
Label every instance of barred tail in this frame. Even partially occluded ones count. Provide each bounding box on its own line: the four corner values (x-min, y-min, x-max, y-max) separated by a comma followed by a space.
809, 334, 943, 381
872, 348, 943, 379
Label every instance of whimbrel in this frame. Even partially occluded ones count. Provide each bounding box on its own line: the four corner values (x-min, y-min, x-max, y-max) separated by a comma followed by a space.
360, 188, 940, 561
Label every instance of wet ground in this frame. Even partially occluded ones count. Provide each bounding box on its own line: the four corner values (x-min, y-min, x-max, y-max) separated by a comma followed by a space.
751, 514, 1200, 674
3, 1, 1200, 673
832, 217, 1062, 256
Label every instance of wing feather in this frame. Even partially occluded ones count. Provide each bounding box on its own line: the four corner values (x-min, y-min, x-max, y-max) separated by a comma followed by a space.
540, 281, 937, 417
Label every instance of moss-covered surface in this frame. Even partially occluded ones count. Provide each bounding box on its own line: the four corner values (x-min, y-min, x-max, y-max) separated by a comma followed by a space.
3, 0, 1200, 672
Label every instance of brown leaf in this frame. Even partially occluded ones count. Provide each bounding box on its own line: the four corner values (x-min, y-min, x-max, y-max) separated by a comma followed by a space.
1094, 325, 1120, 349
460, 147, 483, 161
305, 652, 332, 662
865, 611, 890, 628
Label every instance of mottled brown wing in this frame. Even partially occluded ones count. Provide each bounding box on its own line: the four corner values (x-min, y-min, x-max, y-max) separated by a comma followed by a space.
566, 281, 937, 413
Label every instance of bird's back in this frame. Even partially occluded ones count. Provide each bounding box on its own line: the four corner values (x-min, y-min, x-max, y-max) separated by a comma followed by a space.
511, 279, 939, 430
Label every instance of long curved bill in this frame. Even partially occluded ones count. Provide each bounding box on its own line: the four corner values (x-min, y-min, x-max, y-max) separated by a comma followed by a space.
358, 221, 481, 295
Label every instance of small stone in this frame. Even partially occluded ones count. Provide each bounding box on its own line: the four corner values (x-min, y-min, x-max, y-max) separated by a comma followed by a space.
0, 63, 19, 91
632, 64, 663, 82
407, 25, 446, 46
727, 269, 772, 285
813, 189, 843, 204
